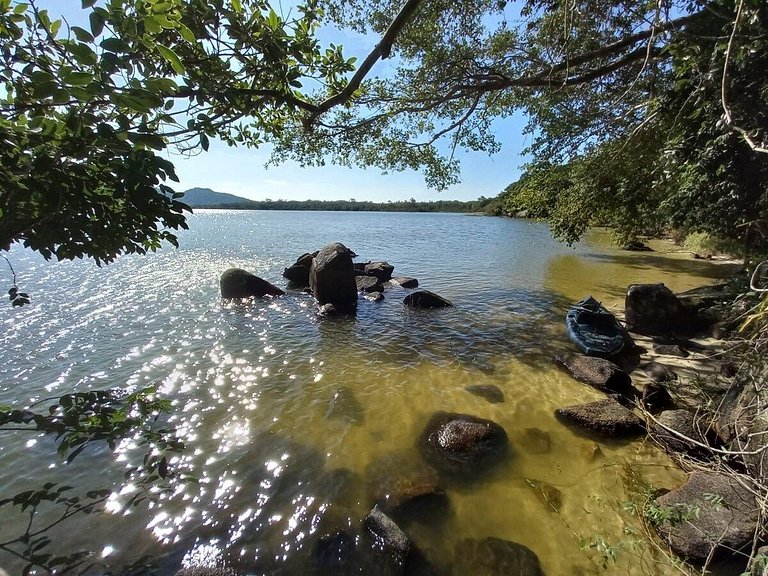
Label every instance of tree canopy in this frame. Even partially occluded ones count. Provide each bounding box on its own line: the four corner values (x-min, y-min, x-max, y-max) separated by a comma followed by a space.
0, 0, 766, 264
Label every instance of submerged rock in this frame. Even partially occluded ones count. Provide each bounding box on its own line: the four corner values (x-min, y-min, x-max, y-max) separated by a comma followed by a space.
655, 471, 758, 563
419, 412, 508, 478
527, 479, 562, 512
520, 427, 552, 454
453, 537, 543, 576
220, 268, 284, 298
403, 290, 453, 309
367, 453, 442, 512
175, 569, 237, 576
362, 507, 411, 568
313, 531, 356, 568
326, 386, 364, 424
555, 399, 645, 438
465, 384, 505, 404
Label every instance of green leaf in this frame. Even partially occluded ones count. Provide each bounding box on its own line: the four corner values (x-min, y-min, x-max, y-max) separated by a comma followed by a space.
157, 44, 184, 74
81, 0, 97, 7
65, 72, 93, 86
177, 23, 195, 43
231, 0, 243, 13
71, 26, 94, 42
89, 10, 105, 37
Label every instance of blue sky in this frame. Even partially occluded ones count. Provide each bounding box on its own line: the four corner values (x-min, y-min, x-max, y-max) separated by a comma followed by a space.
36, 1, 531, 202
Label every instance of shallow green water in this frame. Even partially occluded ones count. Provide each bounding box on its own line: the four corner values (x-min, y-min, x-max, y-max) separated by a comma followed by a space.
0, 212, 737, 574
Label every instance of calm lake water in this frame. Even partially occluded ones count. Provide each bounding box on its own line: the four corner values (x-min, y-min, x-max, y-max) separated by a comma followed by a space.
0, 211, 736, 575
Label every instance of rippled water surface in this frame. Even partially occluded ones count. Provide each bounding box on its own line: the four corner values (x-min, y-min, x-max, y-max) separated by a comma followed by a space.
0, 211, 736, 575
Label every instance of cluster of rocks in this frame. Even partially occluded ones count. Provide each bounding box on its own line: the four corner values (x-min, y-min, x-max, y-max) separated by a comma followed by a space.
555, 281, 761, 569
305, 411, 541, 575
219, 241, 453, 313
176, 408, 542, 575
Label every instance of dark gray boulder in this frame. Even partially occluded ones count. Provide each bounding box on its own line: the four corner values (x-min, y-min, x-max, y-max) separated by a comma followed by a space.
625, 283, 689, 335
653, 409, 717, 456
219, 268, 284, 298
453, 537, 543, 576
355, 275, 384, 293
282, 264, 310, 285
655, 471, 758, 563
310, 243, 358, 307
622, 241, 653, 252
364, 261, 395, 281
403, 290, 452, 309
643, 361, 678, 383
555, 399, 645, 437
555, 353, 635, 398
653, 343, 690, 358
282, 252, 317, 286
419, 412, 508, 477
363, 507, 411, 568
641, 382, 675, 414
390, 277, 419, 289
465, 384, 505, 404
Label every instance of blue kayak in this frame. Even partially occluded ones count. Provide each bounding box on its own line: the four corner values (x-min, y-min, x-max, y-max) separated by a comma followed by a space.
566, 296, 632, 357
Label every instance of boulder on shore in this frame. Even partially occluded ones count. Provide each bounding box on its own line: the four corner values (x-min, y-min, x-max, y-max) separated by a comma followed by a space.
653, 409, 718, 456
419, 412, 508, 478
403, 290, 452, 309
625, 283, 689, 335
655, 471, 758, 563
555, 399, 645, 438
310, 242, 358, 308
220, 268, 285, 298
555, 353, 635, 398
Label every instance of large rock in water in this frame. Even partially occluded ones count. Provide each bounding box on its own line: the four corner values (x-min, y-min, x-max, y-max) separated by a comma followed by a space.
655, 471, 758, 563
453, 537, 543, 576
555, 399, 645, 437
403, 290, 452, 309
310, 242, 358, 307
419, 412, 508, 478
555, 353, 635, 398
219, 268, 284, 298
625, 283, 688, 335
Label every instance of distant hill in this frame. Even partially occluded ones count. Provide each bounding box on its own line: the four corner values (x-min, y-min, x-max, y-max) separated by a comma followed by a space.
180, 187, 257, 207
178, 187, 500, 214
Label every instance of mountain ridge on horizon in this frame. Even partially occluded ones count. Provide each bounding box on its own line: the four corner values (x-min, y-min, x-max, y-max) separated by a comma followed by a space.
178, 187, 500, 213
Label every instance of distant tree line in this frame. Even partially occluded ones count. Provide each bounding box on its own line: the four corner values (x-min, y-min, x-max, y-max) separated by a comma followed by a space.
197, 196, 500, 213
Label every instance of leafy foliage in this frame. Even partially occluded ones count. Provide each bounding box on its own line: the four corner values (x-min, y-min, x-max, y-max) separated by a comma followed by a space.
0, 0, 361, 264
0, 385, 185, 573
